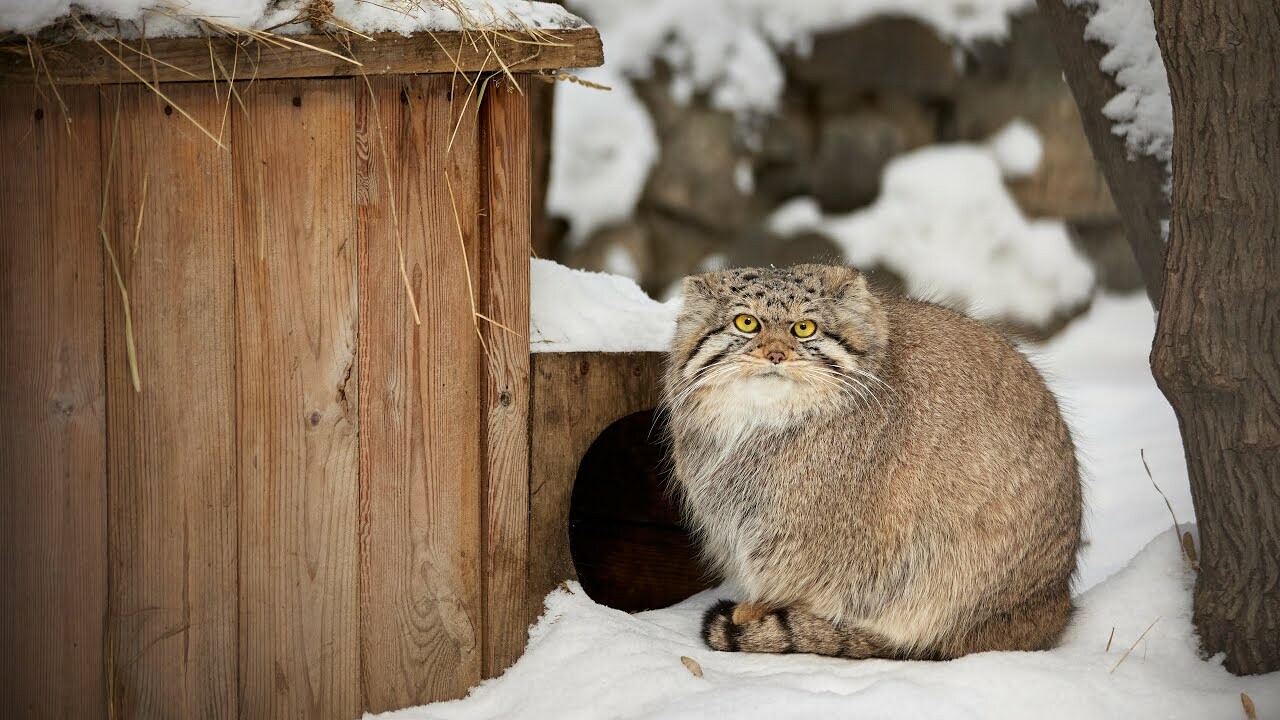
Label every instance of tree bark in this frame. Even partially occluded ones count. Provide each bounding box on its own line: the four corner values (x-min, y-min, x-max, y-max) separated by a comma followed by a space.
1035, 0, 1171, 304
1150, 0, 1280, 675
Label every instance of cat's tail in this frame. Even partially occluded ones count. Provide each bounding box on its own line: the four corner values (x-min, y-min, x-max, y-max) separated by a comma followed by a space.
701, 600, 913, 659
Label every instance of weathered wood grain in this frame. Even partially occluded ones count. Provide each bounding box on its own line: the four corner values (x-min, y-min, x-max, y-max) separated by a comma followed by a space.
357, 74, 484, 710
1149, 0, 1280, 675
0, 28, 604, 86
527, 352, 666, 623
480, 75, 533, 678
233, 78, 361, 719
101, 84, 238, 720
0, 86, 107, 720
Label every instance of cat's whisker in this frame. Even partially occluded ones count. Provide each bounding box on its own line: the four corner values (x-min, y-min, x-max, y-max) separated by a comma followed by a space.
678, 357, 739, 389
848, 366, 897, 397
805, 365, 881, 413
800, 367, 870, 413
669, 363, 741, 408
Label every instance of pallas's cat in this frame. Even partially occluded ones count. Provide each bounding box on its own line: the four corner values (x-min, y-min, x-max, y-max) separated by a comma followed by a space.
664, 264, 1081, 659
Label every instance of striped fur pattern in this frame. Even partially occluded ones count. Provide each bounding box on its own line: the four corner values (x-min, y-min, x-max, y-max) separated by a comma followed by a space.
664, 265, 1082, 660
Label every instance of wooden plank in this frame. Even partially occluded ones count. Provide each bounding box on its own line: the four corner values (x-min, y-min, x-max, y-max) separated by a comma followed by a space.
233, 78, 360, 719
527, 352, 665, 624
357, 74, 484, 711
0, 28, 604, 86
0, 86, 107, 720
479, 76, 533, 678
101, 84, 238, 719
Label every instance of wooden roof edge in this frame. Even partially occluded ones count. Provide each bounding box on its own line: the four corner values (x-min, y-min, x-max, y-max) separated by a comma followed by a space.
0, 26, 603, 86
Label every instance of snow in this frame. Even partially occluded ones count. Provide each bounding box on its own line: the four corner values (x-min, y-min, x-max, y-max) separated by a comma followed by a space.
1067, 0, 1173, 169
768, 144, 1096, 328
529, 258, 677, 353
547, 72, 659, 248
371, 529, 1278, 720
1029, 292, 1192, 591
0, 0, 585, 37
986, 118, 1044, 179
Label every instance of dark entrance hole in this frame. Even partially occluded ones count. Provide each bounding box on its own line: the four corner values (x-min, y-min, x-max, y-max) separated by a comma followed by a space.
569, 410, 714, 612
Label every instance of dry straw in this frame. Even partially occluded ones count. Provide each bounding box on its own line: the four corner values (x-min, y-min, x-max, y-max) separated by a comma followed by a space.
1108, 617, 1159, 673
1140, 449, 1199, 570
99, 89, 142, 393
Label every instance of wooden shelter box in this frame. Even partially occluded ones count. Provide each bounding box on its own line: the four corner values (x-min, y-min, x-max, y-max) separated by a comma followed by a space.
0, 27, 720, 720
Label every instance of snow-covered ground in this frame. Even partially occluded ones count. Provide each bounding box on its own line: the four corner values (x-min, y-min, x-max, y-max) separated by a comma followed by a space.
375, 530, 1277, 720
1030, 292, 1192, 592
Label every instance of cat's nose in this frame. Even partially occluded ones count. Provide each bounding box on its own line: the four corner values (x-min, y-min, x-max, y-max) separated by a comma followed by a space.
767, 351, 786, 364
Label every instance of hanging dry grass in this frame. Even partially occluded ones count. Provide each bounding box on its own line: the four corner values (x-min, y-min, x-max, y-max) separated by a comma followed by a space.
533, 70, 611, 91
358, 71, 422, 325
100, 89, 142, 393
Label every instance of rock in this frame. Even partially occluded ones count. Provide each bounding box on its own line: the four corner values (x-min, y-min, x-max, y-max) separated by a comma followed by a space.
753, 103, 817, 204
563, 221, 652, 282
788, 18, 959, 108
1004, 96, 1119, 221
641, 213, 730, 297
634, 85, 760, 233
954, 10, 1119, 223
728, 229, 843, 269
811, 97, 935, 213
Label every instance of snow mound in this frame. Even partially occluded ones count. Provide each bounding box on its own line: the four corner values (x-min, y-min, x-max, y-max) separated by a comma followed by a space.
529, 259, 677, 353
369, 529, 1278, 720
548, 70, 659, 247
0, 0, 585, 37
986, 118, 1044, 179
1067, 0, 1173, 169
769, 144, 1096, 328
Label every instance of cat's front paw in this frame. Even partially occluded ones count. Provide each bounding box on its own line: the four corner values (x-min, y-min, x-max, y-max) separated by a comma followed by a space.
702, 600, 774, 652
701, 600, 741, 651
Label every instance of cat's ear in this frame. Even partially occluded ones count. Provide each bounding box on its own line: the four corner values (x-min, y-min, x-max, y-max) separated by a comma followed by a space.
681, 272, 723, 300
800, 264, 867, 299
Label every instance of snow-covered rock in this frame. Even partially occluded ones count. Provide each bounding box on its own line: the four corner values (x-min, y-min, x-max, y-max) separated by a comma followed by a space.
768, 144, 1096, 328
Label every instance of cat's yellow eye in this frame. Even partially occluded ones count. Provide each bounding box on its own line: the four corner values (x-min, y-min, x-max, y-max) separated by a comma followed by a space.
791, 320, 817, 338
733, 314, 760, 333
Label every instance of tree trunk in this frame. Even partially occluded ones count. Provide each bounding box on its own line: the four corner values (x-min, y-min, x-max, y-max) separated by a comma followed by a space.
1035, 0, 1170, 304
1150, 0, 1280, 675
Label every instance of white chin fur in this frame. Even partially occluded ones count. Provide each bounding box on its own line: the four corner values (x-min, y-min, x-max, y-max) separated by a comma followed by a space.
701, 369, 815, 430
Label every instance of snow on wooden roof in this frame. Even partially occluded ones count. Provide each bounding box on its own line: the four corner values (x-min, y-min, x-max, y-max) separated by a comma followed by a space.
0, 1, 603, 83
